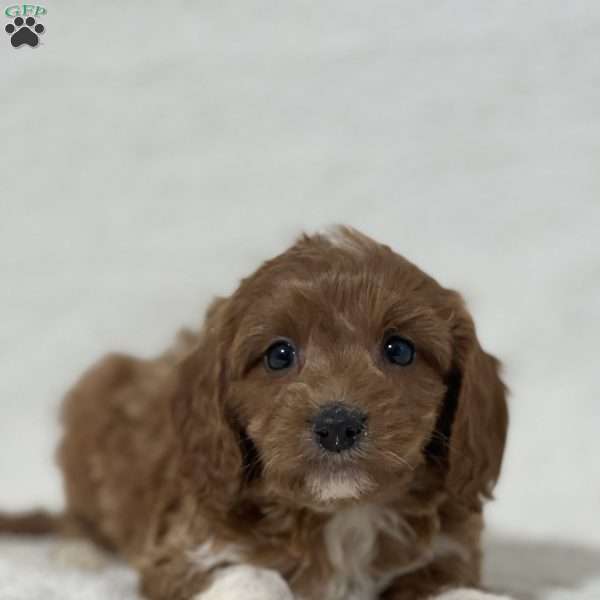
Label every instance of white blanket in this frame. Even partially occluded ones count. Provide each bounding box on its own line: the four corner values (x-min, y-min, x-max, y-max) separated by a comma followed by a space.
1, 535, 599, 599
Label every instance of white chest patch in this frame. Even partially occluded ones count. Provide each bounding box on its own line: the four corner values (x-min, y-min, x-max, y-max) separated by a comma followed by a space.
322, 504, 426, 600
188, 540, 242, 572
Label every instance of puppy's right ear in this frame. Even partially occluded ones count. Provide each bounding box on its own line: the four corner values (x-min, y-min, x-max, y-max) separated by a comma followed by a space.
171, 298, 243, 512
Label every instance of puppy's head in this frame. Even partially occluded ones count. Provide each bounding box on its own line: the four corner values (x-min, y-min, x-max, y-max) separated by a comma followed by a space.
173, 228, 508, 513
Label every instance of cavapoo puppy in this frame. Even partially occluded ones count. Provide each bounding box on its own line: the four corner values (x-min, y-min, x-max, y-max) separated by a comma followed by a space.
1, 228, 511, 600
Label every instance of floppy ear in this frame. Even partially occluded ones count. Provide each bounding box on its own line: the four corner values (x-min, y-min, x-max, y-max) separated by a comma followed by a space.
171, 298, 244, 513
437, 293, 509, 507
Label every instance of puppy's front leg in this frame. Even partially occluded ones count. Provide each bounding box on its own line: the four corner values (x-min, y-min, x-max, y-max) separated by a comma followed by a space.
140, 552, 294, 600
381, 555, 512, 600
385, 580, 511, 600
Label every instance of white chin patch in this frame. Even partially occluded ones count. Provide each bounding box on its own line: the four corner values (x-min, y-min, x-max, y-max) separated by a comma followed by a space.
308, 472, 374, 502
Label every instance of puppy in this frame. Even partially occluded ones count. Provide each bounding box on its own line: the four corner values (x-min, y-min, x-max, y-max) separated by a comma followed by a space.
2, 228, 510, 600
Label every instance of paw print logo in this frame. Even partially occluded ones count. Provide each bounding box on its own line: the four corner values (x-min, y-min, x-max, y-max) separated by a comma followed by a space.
5, 16, 45, 48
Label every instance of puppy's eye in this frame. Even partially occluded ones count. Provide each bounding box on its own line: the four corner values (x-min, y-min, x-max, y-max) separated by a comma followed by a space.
265, 341, 296, 371
383, 335, 415, 366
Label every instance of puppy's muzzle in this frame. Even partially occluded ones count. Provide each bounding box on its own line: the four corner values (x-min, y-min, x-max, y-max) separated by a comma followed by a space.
313, 404, 367, 453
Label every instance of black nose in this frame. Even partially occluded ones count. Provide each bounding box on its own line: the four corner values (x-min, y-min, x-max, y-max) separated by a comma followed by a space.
313, 404, 367, 453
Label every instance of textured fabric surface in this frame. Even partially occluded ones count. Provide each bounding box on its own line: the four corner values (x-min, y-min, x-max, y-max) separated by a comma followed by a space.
2, 1, 599, 598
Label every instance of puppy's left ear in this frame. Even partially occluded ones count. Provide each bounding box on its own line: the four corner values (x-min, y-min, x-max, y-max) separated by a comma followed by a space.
442, 292, 509, 507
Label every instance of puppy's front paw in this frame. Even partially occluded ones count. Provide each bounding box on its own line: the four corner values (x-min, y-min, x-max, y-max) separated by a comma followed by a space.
51, 538, 111, 571
432, 589, 513, 600
195, 564, 294, 600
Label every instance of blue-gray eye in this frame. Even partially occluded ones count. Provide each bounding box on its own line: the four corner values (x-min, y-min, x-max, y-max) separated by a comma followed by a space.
383, 335, 415, 366
265, 341, 296, 371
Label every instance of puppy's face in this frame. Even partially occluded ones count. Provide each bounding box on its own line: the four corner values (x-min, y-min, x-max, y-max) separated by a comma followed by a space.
175, 229, 507, 512
225, 233, 458, 509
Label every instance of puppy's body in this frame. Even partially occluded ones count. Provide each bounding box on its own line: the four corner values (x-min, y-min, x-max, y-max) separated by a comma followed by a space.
33, 229, 509, 599
59, 348, 481, 600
